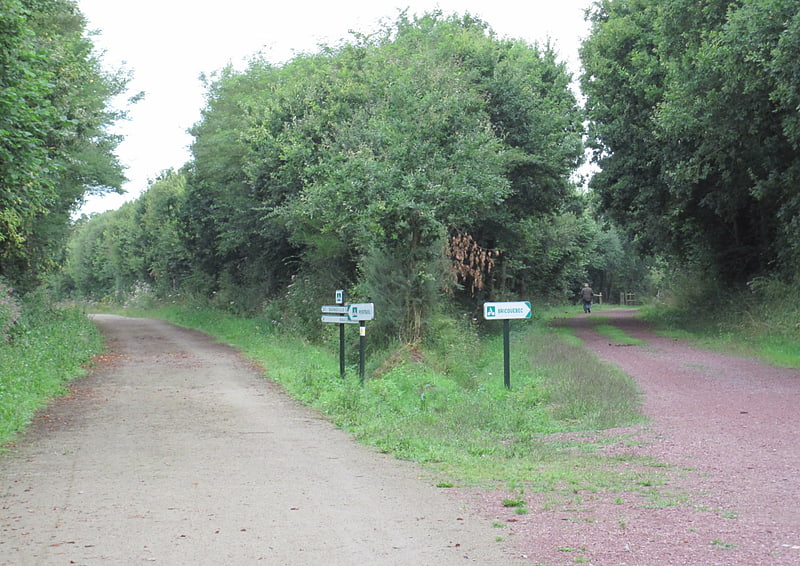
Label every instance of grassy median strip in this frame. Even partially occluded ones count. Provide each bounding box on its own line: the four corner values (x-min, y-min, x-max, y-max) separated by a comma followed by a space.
133, 305, 659, 495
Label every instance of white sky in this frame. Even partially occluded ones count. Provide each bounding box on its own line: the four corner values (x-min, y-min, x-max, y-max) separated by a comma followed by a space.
77, 0, 594, 215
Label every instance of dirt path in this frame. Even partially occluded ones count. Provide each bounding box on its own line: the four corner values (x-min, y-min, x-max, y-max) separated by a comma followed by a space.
468, 308, 800, 565
0, 315, 517, 565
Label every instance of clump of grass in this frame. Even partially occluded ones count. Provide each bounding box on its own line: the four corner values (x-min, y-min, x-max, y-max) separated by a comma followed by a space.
0, 296, 103, 446
593, 324, 645, 346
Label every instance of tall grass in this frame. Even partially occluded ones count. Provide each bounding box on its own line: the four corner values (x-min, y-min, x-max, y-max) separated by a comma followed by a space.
137, 305, 646, 488
0, 296, 103, 446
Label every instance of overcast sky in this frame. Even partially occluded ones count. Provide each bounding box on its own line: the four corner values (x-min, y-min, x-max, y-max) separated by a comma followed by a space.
77, 0, 594, 214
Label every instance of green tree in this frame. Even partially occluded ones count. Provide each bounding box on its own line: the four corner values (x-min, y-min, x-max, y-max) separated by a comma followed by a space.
0, 0, 129, 290
181, 63, 299, 308
71, 11, 585, 342
268, 13, 583, 339
133, 170, 190, 296
582, 0, 800, 282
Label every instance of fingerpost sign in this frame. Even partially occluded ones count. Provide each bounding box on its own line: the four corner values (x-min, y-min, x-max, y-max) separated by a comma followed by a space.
483, 301, 532, 389
321, 294, 375, 383
321, 290, 350, 378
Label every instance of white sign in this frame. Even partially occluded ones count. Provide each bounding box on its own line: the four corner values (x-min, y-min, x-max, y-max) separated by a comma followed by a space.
321, 315, 357, 324
483, 301, 531, 320
335, 289, 344, 304
347, 302, 375, 321
321, 305, 348, 314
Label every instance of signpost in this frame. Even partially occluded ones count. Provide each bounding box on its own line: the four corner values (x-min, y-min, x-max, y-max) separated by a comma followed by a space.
335, 290, 344, 378
483, 301, 532, 320
346, 303, 374, 383
483, 301, 532, 389
321, 291, 351, 378
321, 295, 374, 383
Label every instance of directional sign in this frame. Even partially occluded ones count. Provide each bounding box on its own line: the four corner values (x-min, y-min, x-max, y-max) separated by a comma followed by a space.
483, 301, 531, 320
321, 314, 358, 324
347, 302, 375, 321
321, 305, 348, 314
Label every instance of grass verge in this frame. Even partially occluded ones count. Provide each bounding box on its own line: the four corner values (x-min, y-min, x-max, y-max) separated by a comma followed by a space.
640, 279, 800, 369
0, 300, 103, 447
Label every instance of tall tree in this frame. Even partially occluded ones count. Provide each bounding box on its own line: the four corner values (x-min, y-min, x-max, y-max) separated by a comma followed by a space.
582, 0, 800, 282
0, 0, 129, 290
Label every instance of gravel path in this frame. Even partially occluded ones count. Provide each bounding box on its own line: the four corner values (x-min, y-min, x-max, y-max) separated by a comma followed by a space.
467, 308, 800, 565
0, 315, 516, 565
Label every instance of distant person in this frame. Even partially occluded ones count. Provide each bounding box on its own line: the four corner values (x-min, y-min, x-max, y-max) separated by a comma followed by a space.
580, 283, 594, 313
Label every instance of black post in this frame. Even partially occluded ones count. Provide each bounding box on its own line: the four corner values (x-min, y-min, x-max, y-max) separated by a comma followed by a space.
503, 319, 511, 389
339, 323, 345, 378
359, 321, 366, 385
337, 289, 345, 378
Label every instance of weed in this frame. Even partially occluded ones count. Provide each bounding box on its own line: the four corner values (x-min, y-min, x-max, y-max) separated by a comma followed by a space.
642, 275, 800, 369
0, 280, 21, 342
594, 324, 645, 346
711, 540, 736, 551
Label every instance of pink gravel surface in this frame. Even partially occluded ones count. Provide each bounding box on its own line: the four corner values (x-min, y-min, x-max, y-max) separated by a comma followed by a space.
464, 308, 800, 566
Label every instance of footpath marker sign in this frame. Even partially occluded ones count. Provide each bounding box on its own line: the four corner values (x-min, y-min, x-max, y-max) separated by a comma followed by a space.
483, 301, 532, 389
346, 303, 374, 322
484, 301, 531, 320
320, 314, 354, 324
321, 305, 348, 314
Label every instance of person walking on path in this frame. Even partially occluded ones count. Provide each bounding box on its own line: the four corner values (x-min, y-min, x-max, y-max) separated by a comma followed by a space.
580, 283, 594, 313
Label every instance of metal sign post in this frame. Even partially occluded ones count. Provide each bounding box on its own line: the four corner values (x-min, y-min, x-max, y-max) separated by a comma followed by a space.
321, 290, 352, 378
346, 303, 374, 384
359, 322, 366, 385
483, 301, 532, 389
336, 290, 344, 378
321, 296, 374, 383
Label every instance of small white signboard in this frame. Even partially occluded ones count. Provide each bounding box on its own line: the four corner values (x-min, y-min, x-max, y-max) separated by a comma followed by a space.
347, 302, 375, 322
321, 305, 348, 314
321, 314, 357, 324
483, 301, 531, 320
